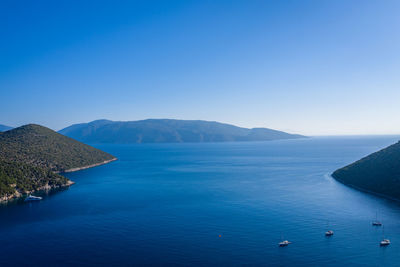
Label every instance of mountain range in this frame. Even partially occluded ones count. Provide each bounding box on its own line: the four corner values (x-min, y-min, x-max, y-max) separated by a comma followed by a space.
59, 119, 306, 144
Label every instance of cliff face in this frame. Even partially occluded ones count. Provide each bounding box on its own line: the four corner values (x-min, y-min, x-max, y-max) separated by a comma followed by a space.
0, 124, 116, 201
332, 141, 400, 200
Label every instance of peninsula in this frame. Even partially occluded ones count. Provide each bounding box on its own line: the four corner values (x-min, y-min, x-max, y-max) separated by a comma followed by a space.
0, 124, 116, 202
332, 140, 400, 200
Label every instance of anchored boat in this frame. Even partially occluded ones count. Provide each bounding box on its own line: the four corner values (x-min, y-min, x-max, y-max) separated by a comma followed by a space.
25, 195, 43, 202
279, 240, 291, 247
380, 226, 390, 246
325, 221, 334, 236
380, 239, 390, 246
278, 234, 291, 247
372, 211, 382, 226
325, 230, 334, 236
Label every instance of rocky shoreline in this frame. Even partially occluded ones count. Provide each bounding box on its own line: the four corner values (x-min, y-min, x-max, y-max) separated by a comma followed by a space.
0, 180, 75, 203
62, 158, 117, 173
0, 158, 117, 203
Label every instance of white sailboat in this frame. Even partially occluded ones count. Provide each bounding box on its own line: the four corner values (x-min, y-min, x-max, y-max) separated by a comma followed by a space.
325, 221, 334, 236
278, 234, 291, 247
380, 226, 390, 246
325, 230, 334, 236
372, 211, 382, 226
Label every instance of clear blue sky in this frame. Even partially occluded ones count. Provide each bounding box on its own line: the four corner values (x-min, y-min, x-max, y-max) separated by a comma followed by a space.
1, 0, 400, 135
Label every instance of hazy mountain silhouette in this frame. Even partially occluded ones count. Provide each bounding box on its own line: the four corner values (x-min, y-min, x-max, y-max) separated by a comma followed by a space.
59, 119, 306, 144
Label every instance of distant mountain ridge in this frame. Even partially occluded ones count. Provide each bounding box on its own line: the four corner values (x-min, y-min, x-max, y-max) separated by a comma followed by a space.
332, 140, 400, 200
0, 124, 116, 201
0, 124, 12, 132
59, 119, 306, 144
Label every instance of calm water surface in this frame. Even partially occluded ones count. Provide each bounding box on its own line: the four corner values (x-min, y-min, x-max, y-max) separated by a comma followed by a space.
1, 137, 400, 266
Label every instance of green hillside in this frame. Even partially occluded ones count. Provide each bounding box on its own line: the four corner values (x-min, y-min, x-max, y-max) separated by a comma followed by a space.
0, 160, 69, 197
0, 124, 116, 201
0, 124, 116, 172
332, 141, 400, 199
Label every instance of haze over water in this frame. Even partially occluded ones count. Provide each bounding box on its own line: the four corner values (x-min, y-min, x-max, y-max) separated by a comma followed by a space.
1, 136, 400, 266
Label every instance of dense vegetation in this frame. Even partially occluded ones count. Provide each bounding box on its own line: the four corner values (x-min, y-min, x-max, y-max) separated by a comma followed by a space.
0, 124, 115, 172
0, 160, 68, 197
0, 124, 116, 199
332, 141, 400, 199
59, 119, 305, 144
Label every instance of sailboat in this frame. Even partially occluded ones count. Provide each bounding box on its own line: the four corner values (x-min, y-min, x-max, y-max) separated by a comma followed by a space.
278, 234, 291, 247
380, 226, 390, 246
325, 221, 334, 236
372, 211, 382, 226
279, 240, 291, 247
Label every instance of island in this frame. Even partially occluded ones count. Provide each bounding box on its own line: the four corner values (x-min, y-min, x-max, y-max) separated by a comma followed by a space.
0, 124, 117, 202
332, 140, 400, 200
59, 119, 306, 144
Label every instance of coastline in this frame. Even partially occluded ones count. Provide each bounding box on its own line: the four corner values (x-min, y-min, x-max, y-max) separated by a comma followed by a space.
0, 158, 117, 203
61, 158, 118, 173
331, 174, 400, 203
0, 180, 75, 203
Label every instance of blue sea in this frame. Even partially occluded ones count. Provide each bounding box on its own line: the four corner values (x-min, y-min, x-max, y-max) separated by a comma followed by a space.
1, 136, 400, 266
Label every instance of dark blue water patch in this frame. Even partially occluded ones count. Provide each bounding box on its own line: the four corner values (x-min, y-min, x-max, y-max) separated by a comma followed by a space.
1, 136, 400, 266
